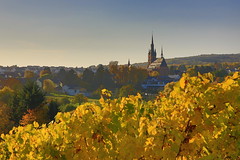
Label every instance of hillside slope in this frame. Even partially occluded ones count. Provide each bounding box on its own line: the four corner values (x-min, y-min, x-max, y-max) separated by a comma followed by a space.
133, 53, 240, 68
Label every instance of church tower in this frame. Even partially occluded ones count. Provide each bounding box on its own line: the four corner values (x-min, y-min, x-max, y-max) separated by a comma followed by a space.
148, 35, 157, 66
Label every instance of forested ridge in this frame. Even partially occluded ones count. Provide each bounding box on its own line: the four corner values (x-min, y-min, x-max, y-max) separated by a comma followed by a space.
134, 53, 240, 67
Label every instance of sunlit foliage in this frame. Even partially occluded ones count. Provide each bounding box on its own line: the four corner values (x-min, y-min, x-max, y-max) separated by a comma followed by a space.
0, 73, 240, 159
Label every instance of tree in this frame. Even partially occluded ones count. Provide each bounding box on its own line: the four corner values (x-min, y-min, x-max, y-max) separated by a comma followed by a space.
82, 68, 95, 90
1, 78, 22, 90
109, 61, 118, 77
19, 109, 37, 126
0, 87, 14, 105
0, 103, 14, 134
40, 67, 52, 78
19, 105, 49, 126
43, 79, 56, 93
10, 81, 46, 124
60, 69, 80, 86
72, 94, 88, 104
57, 68, 67, 82
48, 101, 60, 121
102, 69, 115, 89
213, 69, 228, 78
110, 65, 147, 87
82, 68, 94, 83
19, 81, 45, 110
94, 65, 105, 87
24, 70, 35, 78
0, 87, 14, 133
94, 65, 115, 90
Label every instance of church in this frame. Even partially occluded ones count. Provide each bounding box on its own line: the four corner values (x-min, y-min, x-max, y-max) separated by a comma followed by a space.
147, 35, 170, 77
141, 35, 179, 90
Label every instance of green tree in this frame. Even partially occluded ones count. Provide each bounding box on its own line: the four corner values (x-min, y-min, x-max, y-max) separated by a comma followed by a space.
94, 65, 115, 90
58, 69, 80, 87
94, 65, 105, 88
19, 81, 45, 110
67, 69, 79, 85
82, 68, 95, 90
10, 81, 46, 124
57, 68, 67, 83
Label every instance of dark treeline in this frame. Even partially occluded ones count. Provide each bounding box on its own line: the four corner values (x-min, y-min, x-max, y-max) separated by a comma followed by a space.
46, 63, 148, 98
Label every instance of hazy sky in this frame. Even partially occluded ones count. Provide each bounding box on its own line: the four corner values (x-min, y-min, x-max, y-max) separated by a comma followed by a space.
0, 0, 239, 67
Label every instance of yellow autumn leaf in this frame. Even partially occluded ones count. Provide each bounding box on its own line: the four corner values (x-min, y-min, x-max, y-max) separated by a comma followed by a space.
179, 77, 186, 89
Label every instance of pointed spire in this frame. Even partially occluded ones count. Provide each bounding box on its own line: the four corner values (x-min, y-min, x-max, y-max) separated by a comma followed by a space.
128, 59, 131, 67
151, 34, 154, 51
161, 46, 163, 58
151, 34, 154, 45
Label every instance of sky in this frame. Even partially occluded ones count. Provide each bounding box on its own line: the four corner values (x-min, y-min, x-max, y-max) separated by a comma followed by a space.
0, 0, 240, 67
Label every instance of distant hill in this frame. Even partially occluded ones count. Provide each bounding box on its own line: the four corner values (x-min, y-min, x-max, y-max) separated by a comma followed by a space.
133, 53, 240, 68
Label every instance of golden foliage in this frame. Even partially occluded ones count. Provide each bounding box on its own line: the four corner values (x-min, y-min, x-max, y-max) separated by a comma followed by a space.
1, 73, 240, 159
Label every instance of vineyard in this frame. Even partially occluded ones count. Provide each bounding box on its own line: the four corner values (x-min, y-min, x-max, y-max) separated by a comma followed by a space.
0, 73, 240, 159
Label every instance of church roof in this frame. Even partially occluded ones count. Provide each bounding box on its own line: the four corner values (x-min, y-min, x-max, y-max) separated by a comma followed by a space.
148, 57, 168, 69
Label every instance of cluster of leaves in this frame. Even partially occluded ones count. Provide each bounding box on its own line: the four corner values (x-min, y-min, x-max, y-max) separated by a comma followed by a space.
0, 73, 240, 159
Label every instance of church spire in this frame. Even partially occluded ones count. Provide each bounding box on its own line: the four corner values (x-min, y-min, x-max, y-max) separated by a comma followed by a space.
148, 34, 157, 67
151, 34, 154, 51
161, 46, 163, 58
152, 34, 154, 44
128, 59, 131, 67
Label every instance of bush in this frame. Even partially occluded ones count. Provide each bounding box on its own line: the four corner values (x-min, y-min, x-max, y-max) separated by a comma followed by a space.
71, 94, 88, 104
59, 103, 78, 112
